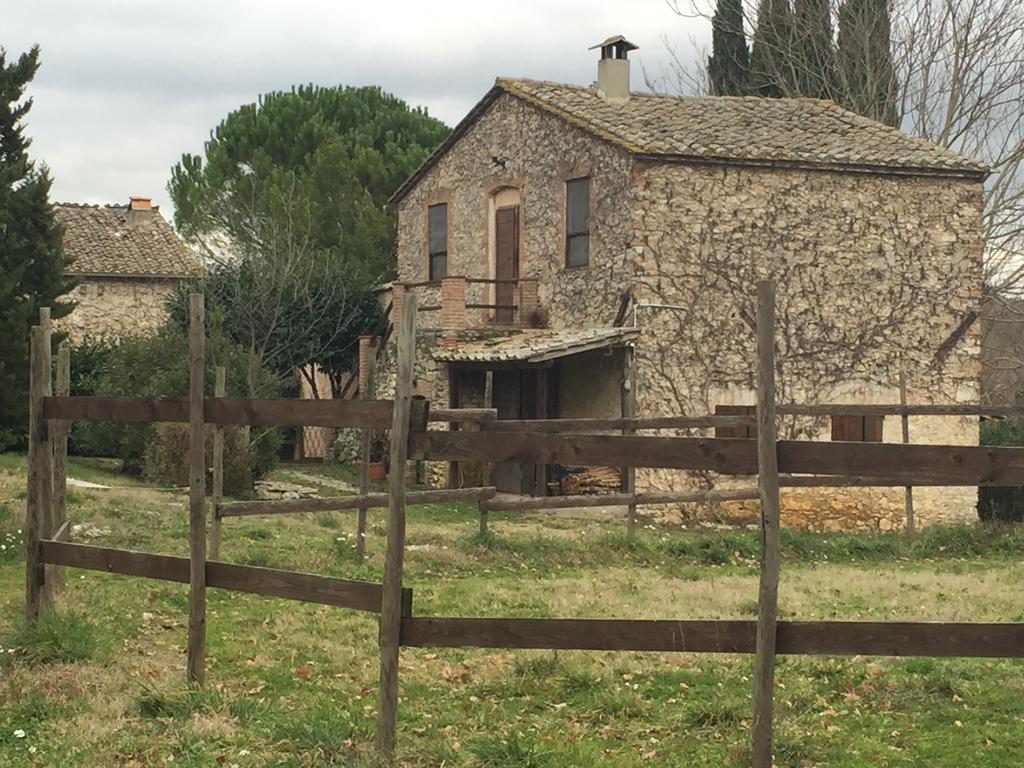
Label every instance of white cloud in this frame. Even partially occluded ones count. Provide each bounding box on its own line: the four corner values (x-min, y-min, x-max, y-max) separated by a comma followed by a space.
6, 0, 706, 218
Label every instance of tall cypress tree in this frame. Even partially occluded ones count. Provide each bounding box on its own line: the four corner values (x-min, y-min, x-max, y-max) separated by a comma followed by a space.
836, 0, 899, 125
749, 0, 795, 98
0, 46, 74, 449
793, 0, 837, 99
707, 0, 751, 96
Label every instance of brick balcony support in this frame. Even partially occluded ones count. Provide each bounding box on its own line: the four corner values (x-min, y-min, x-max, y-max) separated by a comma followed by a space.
441, 276, 467, 348
390, 283, 405, 330
519, 278, 539, 325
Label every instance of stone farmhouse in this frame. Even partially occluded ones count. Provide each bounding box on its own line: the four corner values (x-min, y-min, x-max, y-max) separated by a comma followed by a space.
56, 197, 200, 340
376, 36, 988, 529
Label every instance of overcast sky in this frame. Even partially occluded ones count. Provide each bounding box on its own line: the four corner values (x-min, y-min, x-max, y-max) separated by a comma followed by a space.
5, 0, 706, 220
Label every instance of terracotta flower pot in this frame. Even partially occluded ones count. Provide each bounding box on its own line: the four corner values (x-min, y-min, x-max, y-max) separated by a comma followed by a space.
368, 462, 386, 481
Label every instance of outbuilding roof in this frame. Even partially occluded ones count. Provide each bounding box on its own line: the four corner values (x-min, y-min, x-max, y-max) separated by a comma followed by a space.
56, 202, 200, 278
433, 326, 640, 364
391, 78, 988, 203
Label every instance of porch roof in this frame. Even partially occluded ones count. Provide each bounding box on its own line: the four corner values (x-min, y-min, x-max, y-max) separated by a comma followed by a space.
433, 327, 640, 364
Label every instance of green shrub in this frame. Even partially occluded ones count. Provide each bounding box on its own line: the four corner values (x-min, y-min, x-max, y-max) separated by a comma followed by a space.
66, 319, 283, 482
0, 527, 22, 562
979, 418, 1024, 521
469, 733, 553, 768
4, 611, 100, 665
141, 422, 276, 495
331, 531, 356, 558
136, 684, 223, 719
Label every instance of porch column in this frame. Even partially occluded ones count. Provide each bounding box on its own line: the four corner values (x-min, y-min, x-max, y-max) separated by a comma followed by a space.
441, 276, 467, 348
391, 283, 406, 329
534, 367, 548, 496
621, 345, 637, 533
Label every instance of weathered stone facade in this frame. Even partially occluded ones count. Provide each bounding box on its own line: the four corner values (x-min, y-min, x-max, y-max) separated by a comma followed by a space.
395, 93, 633, 332
385, 82, 985, 529
629, 162, 983, 527
60, 277, 181, 342
55, 199, 199, 341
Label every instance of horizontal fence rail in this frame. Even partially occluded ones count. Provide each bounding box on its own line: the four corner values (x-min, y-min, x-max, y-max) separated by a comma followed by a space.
42, 396, 493, 429
482, 415, 756, 432
412, 431, 1024, 486
220, 487, 497, 518
43, 395, 394, 429
38, 538, 408, 613
401, 617, 1024, 658
480, 488, 760, 512
778, 404, 1024, 417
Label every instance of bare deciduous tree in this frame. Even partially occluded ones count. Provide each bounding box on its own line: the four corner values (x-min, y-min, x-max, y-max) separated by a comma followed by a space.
185, 172, 375, 399
656, 0, 1024, 293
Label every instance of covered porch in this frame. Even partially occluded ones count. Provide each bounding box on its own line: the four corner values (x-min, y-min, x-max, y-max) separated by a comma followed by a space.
434, 327, 640, 495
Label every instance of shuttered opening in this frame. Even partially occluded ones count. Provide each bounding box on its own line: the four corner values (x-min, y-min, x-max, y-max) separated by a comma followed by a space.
714, 405, 757, 439
831, 415, 884, 442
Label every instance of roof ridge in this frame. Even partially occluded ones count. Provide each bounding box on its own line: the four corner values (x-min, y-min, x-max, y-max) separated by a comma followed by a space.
391, 76, 988, 204
55, 202, 130, 209
499, 77, 844, 106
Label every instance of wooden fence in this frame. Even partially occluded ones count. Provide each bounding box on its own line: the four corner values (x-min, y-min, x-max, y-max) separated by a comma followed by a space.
23, 285, 1024, 767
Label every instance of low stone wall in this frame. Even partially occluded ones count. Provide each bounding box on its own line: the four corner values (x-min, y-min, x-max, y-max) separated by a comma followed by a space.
637, 471, 977, 531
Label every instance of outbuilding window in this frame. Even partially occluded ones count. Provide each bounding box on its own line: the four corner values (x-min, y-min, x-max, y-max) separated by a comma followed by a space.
714, 405, 757, 439
428, 203, 448, 281
831, 415, 883, 442
565, 177, 590, 267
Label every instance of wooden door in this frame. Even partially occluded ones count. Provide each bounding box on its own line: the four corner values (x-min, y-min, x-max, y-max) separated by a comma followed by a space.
494, 206, 519, 324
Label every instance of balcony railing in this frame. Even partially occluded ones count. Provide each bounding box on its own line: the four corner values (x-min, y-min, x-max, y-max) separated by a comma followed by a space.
393, 276, 540, 335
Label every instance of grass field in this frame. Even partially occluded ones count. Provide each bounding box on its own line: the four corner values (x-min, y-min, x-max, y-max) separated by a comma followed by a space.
1, 454, 1023, 766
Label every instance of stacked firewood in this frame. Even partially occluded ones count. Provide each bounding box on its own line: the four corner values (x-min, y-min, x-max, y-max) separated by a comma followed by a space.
559, 466, 621, 495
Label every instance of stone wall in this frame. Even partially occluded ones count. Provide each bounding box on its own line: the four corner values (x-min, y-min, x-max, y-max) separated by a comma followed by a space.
395, 93, 635, 332
59, 277, 181, 342
390, 93, 984, 529
629, 162, 983, 527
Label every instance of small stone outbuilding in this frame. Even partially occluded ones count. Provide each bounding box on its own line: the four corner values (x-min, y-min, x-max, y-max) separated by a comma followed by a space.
376, 37, 987, 529
56, 197, 200, 340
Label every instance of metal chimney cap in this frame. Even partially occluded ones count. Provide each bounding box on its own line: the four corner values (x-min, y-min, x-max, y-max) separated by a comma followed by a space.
588, 35, 639, 53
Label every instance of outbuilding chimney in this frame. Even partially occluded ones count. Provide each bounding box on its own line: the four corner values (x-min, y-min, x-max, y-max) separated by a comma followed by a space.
590, 35, 638, 101
126, 196, 155, 228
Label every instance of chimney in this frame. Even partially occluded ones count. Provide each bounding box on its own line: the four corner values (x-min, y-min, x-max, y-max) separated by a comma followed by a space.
590, 35, 638, 101
126, 196, 155, 228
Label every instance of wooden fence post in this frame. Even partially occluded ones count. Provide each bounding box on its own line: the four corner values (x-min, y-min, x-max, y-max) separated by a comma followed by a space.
377, 293, 417, 754
38, 309, 56, 607
356, 341, 377, 562
752, 279, 781, 768
51, 341, 70, 592
210, 366, 225, 561
187, 294, 207, 685
621, 344, 637, 535
899, 364, 915, 535
480, 370, 493, 537
25, 324, 51, 623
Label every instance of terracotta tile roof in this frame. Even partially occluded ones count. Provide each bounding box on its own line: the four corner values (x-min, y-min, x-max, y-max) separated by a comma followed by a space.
433, 327, 640, 363
391, 78, 987, 202
56, 203, 200, 278
499, 78, 987, 176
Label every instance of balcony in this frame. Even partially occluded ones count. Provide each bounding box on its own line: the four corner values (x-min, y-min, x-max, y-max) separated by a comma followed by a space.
393, 276, 541, 335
